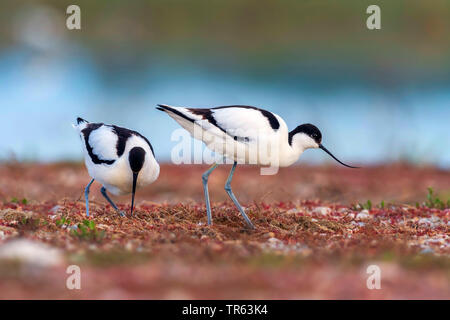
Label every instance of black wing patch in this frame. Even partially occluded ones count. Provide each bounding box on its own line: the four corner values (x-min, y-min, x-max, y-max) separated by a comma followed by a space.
188, 108, 224, 132
81, 123, 116, 165
112, 126, 155, 157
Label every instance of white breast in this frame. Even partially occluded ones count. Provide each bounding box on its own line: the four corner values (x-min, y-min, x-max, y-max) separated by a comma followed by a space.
97, 135, 159, 196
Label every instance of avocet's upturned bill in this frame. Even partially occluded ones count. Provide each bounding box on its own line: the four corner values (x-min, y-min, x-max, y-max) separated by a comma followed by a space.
157, 104, 358, 229
74, 118, 160, 217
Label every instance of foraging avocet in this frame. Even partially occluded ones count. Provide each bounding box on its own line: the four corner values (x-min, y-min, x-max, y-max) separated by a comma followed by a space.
157, 104, 357, 229
74, 118, 160, 217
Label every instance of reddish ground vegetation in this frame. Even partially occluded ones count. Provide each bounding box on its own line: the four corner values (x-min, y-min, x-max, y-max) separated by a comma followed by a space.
0, 163, 448, 299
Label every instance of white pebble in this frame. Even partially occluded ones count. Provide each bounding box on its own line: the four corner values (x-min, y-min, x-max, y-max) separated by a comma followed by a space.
313, 207, 331, 216
356, 210, 370, 220
0, 239, 63, 268
49, 205, 62, 214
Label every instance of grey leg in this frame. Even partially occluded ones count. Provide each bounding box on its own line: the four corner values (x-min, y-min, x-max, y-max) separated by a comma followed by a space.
101, 187, 126, 217
224, 162, 255, 229
84, 179, 95, 217
202, 163, 219, 225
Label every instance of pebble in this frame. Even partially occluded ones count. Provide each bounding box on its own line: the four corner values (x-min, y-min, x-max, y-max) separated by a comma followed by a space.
350, 221, 365, 227
356, 210, 371, 220
420, 248, 434, 254
285, 208, 300, 215
0, 239, 63, 267
49, 205, 62, 215
418, 217, 441, 228
312, 207, 331, 216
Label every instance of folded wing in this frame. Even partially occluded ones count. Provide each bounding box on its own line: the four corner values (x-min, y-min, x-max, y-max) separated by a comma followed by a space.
158, 104, 283, 143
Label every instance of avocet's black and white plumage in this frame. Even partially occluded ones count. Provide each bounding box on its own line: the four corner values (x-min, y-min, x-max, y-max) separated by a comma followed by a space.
74, 118, 160, 217
157, 104, 357, 229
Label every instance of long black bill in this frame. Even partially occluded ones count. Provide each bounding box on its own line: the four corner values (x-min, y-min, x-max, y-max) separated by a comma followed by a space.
131, 172, 139, 216
319, 144, 359, 168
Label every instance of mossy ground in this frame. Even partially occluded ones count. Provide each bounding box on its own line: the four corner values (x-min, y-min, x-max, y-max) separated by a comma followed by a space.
0, 163, 448, 299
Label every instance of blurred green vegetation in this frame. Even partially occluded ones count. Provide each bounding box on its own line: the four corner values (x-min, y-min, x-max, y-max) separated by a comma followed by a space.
1, 0, 449, 69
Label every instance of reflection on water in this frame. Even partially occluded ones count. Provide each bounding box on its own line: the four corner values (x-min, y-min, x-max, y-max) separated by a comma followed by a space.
0, 48, 449, 168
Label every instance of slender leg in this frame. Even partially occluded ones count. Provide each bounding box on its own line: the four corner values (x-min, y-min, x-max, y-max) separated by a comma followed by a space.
101, 187, 126, 217
202, 163, 219, 225
224, 162, 255, 229
84, 179, 95, 217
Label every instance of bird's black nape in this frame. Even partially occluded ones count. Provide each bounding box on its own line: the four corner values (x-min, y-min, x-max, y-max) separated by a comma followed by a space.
319, 144, 359, 169
289, 123, 322, 145
129, 147, 146, 216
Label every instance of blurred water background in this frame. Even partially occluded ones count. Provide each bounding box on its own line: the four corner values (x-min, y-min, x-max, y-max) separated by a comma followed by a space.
0, 0, 449, 167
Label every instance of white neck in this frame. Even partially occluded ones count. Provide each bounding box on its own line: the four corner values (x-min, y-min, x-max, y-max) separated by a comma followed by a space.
279, 133, 318, 167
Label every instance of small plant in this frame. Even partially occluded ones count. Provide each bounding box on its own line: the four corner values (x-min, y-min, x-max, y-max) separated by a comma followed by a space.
11, 198, 28, 204
360, 200, 372, 210
18, 217, 41, 230
424, 187, 448, 209
71, 219, 105, 242
55, 216, 72, 227
379, 200, 385, 209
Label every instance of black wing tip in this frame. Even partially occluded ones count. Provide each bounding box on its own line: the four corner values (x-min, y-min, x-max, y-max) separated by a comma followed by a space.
77, 117, 88, 124
156, 104, 170, 112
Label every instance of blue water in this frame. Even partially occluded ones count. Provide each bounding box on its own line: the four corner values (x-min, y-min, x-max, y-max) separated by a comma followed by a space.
1, 47, 449, 168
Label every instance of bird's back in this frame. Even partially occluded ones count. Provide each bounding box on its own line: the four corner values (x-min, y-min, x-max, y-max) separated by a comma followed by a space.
158, 105, 290, 165
158, 104, 288, 140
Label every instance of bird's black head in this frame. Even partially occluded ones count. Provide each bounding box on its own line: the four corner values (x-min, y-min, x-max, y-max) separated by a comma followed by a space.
289, 123, 359, 169
289, 123, 322, 146
129, 147, 146, 173
129, 147, 146, 216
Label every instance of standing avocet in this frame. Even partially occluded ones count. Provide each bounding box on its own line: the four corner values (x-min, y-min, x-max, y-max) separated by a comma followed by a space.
74, 118, 160, 217
157, 104, 357, 229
